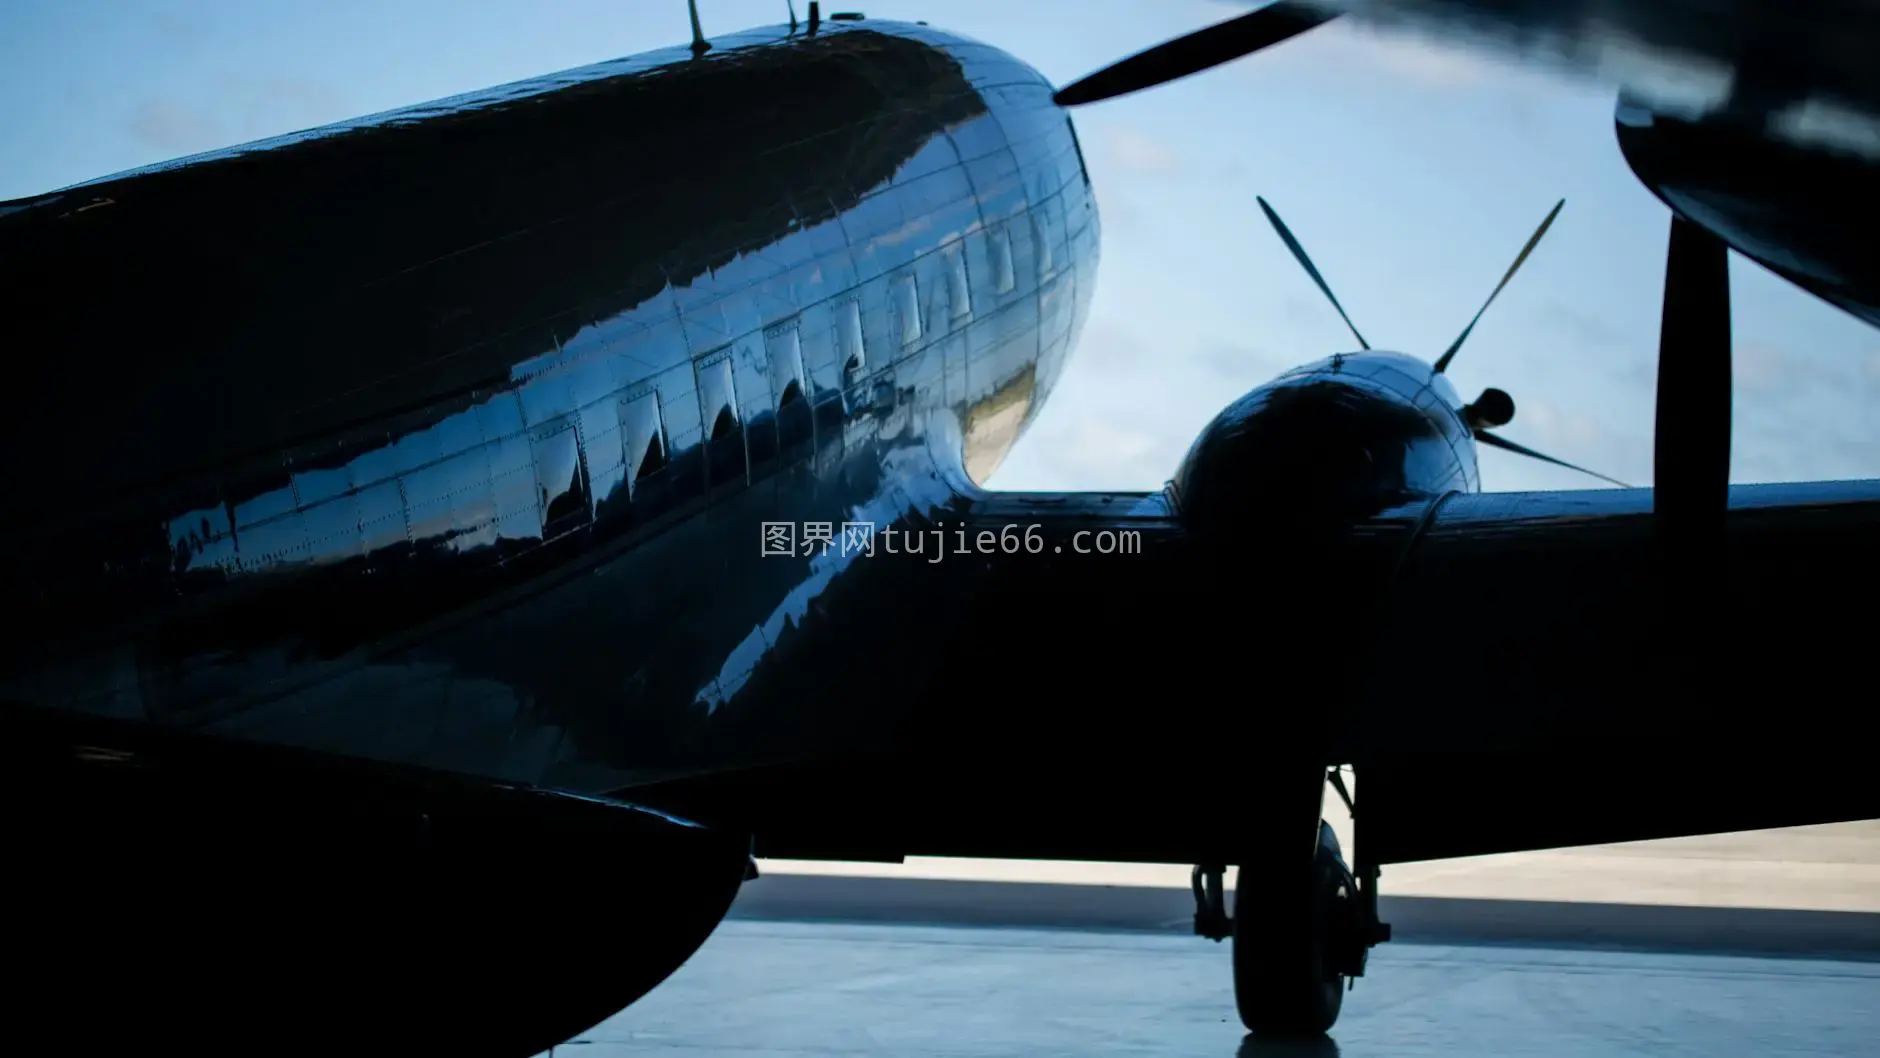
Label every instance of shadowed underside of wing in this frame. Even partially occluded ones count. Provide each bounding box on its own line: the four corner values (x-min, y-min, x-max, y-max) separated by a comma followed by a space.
825, 482, 1880, 865
628, 481, 1880, 867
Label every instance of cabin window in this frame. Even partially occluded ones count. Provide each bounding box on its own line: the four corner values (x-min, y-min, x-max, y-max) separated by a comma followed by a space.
620, 391, 667, 487
530, 421, 589, 535
836, 298, 866, 374
893, 273, 922, 347
698, 355, 739, 440
764, 320, 807, 408
946, 243, 971, 320
990, 225, 1016, 294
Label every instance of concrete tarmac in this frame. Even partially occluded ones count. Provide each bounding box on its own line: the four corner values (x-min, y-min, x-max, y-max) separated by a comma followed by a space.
735, 819, 1880, 957
542, 921, 1880, 1057
726, 874, 1880, 958
757, 820, 1880, 913
533, 821, 1880, 1055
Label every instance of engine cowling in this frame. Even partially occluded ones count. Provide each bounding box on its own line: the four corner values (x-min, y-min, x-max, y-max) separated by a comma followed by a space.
1170, 352, 1476, 542
7, 704, 751, 1056
1615, 96, 1880, 331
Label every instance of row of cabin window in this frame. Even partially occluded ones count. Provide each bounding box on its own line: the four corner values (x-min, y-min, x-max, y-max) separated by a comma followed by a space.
894, 222, 1023, 348
178, 202, 1063, 566
693, 212, 1043, 440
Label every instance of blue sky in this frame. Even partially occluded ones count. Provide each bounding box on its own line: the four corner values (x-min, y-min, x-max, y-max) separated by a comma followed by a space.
4, 0, 1876, 493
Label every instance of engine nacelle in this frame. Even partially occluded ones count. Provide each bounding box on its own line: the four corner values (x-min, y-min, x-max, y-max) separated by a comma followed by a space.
1615, 95, 1880, 331
6, 704, 751, 1056
1169, 351, 1477, 541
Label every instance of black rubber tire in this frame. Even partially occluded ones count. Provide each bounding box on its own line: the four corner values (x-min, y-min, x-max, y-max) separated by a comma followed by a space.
1232, 819, 1349, 1037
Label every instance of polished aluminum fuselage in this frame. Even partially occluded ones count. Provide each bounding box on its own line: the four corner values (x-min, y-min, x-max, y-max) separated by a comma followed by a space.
5, 15, 1880, 876
0, 21, 1098, 798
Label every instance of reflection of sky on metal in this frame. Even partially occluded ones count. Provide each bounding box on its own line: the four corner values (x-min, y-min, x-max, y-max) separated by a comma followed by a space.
5, 0, 1874, 499
694, 431, 963, 714
1777, 99, 1880, 161
166, 385, 552, 576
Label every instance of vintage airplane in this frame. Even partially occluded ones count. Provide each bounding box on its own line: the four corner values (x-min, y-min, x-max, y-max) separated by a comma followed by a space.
3, 0, 1878, 1052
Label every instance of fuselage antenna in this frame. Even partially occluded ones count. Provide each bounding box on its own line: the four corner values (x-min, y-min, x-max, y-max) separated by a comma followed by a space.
788, 0, 799, 32
688, 0, 711, 55
809, 1, 821, 34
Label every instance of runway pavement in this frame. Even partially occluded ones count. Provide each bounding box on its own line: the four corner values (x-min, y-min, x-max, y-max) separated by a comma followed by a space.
531, 821, 1879, 1056
543, 921, 1880, 1057
739, 819, 1880, 956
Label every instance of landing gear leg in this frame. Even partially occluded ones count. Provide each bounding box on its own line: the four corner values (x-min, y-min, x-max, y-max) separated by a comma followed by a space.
1193, 862, 1230, 941
1327, 766, 1391, 977
1229, 767, 1390, 1037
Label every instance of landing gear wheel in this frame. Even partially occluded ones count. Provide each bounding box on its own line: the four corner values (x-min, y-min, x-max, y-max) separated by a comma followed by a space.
1233, 819, 1354, 1037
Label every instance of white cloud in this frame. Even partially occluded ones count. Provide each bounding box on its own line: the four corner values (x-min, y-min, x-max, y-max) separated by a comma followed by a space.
225, 76, 354, 139
997, 400, 1181, 491
1500, 393, 1645, 488
125, 100, 220, 153
1519, 396, 1608, 453
1071, 315, 1151, 369
1096, 125, 1181, 176
1333, 26, 1498, 88
1775, 98, 1880, 161
1536, 299, 1630, 351
1731, 339, 1880, 405
1221, 12, 1562, 95
1064, 415, 1161, 464
1734, 341, 1791, 394
1199, 342, 1291, 388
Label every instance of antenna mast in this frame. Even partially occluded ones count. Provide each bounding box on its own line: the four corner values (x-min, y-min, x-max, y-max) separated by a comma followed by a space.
688, 0, 711, 55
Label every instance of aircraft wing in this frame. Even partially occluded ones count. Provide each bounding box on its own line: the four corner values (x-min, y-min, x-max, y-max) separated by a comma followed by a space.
1344, 481, 1880, 862
943, 479, 1880, 865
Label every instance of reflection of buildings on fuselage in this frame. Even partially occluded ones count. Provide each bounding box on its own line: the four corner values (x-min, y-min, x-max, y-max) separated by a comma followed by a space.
964, 364, 1040, 485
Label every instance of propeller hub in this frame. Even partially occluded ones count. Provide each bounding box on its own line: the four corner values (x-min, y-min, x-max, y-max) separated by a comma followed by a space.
1464, 388, 1515, 430
1248, 196, 1624, 488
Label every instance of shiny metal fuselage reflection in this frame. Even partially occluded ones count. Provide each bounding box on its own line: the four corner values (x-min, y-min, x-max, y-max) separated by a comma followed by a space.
1172, 351, 1480, 536
0, 22, 1098, 796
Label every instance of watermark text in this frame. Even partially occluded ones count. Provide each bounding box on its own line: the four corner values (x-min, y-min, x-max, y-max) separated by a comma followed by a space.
760, 521, 1142, 561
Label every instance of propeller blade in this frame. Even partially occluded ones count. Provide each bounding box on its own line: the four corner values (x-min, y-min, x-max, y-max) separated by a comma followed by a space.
1052, 2, 1339, 107
1433, 198, 1565, 374
1652, 214, 1732, 609
1257, 196, 1370, 350
1476, 429, 1631, 488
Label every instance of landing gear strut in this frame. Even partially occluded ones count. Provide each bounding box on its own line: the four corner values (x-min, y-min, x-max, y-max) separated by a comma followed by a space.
1193, 861, 1231, 940
1192, 766, 1390, 1037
